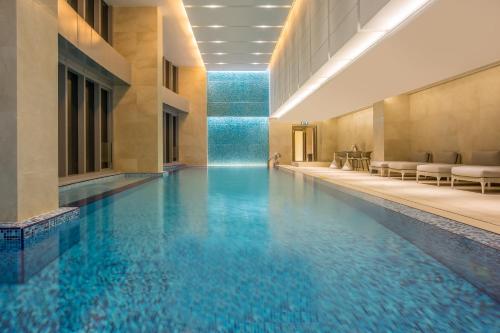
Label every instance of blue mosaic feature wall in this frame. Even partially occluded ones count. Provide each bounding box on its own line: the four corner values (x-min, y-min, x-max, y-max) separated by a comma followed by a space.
207, 72, 269, 165
208, 72, 269, 117
208, 117, 269, 166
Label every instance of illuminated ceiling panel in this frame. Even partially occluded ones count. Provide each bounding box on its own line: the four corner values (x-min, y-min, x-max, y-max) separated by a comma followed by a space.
184, 0, 293, 71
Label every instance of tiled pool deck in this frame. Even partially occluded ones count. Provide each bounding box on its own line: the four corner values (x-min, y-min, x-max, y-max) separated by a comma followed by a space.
279, 166, 500, 249
280, 166, 500, 234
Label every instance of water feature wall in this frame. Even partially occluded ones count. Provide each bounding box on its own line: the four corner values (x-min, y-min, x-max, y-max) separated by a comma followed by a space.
207, 72, 269, 166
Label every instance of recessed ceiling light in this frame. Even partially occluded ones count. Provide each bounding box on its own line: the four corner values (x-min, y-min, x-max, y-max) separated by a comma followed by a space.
216, 62, 227, 65
251, 52, 272, 55
252, 41, 276, 44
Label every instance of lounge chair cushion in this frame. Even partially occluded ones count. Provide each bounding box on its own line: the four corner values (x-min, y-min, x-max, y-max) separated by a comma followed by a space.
417, 163, 456, 173
370, 161, 390, 168
452, 166, 500, 178
389, 161, 425, 170
433, 152, 458, 164
411, 152, 430, 163
470, 151, 500, 166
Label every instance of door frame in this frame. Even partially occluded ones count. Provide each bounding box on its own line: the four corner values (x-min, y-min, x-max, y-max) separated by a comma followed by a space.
292, 125, 317, 162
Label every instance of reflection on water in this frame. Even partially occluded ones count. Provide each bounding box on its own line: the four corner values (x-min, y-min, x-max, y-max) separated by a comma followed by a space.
0, 168, 498, 332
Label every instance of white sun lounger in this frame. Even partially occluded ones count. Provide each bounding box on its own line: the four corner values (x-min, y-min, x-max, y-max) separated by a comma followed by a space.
387, 152, 430, 180
451, 151, 500, 194
416, 152, 460, 186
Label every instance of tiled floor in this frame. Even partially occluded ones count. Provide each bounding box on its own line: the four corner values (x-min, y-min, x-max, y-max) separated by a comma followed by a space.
280, 166, 500, 234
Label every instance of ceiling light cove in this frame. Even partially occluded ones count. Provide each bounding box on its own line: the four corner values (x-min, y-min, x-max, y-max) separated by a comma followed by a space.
184, 0, 293, 71
197, 40, 227, 44
271, 0, 433, 118
184, 5, 226, 9
254, 25, 283, 28
194, 25, 226, 28
258, 5, 291, 9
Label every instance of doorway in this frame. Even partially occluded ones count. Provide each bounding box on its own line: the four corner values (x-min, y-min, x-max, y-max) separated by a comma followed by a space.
292, 125, 317, 162
67, 71, 79, 175
163, 111, 179, 164
101, 89, 112, 169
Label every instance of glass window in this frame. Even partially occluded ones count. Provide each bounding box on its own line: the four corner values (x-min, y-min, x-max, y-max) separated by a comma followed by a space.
163, 113, 171, 164
67, 0, 78, 11
67, 72, 80, 175
165, 59, 171, 89
85, 0, 95, 28
172, 115, 178, 161
101, 1, 110, 42
173, 66, 179, 93
101, 89, 111, 169
86, 81, 96, 172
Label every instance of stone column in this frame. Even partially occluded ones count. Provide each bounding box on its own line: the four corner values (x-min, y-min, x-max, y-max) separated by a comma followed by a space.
112, 7, 163, 173
372, 95, 411, 161
0, 0, 59, 222
178, 67, 208, 166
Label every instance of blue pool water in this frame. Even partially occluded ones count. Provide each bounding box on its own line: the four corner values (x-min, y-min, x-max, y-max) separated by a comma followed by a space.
0, 168, 499, 332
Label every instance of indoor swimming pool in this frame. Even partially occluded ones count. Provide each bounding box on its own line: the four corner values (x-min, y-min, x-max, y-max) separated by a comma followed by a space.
0, 168, 498, 332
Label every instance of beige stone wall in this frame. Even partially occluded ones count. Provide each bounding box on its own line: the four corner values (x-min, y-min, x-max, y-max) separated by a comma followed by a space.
0, 0, 59, 222
112, 7, 163, 173
383, 95, 411, 161
317, 118, 337, 161
271, 67, 500, 166
409, 65, 500, 163
269, 118, 336, 164
270, 107, 373, 165
334, 108, 373, 152
269, 119, 293, 164
178, 67, 207, 166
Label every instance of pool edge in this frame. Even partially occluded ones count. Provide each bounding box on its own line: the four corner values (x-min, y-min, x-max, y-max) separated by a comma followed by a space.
277, 166, 500, 250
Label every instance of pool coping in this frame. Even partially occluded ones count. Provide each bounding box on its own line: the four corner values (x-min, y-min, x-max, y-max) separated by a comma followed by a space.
278, 166, 500, 250
0, 207, 80, 247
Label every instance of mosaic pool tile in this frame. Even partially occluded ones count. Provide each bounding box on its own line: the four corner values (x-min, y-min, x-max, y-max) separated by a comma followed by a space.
207, 71, 269, 117
207, 71, 270, 166
208, 117, 269, 165
0, 168, 498, 332
0, 207, 79, 250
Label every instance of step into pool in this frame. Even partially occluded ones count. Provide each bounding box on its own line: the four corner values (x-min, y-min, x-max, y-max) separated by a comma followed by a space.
0, 167, 498, 332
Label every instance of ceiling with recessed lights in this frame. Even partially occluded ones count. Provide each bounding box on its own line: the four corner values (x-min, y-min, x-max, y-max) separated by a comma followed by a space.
183, 0, 293, 71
